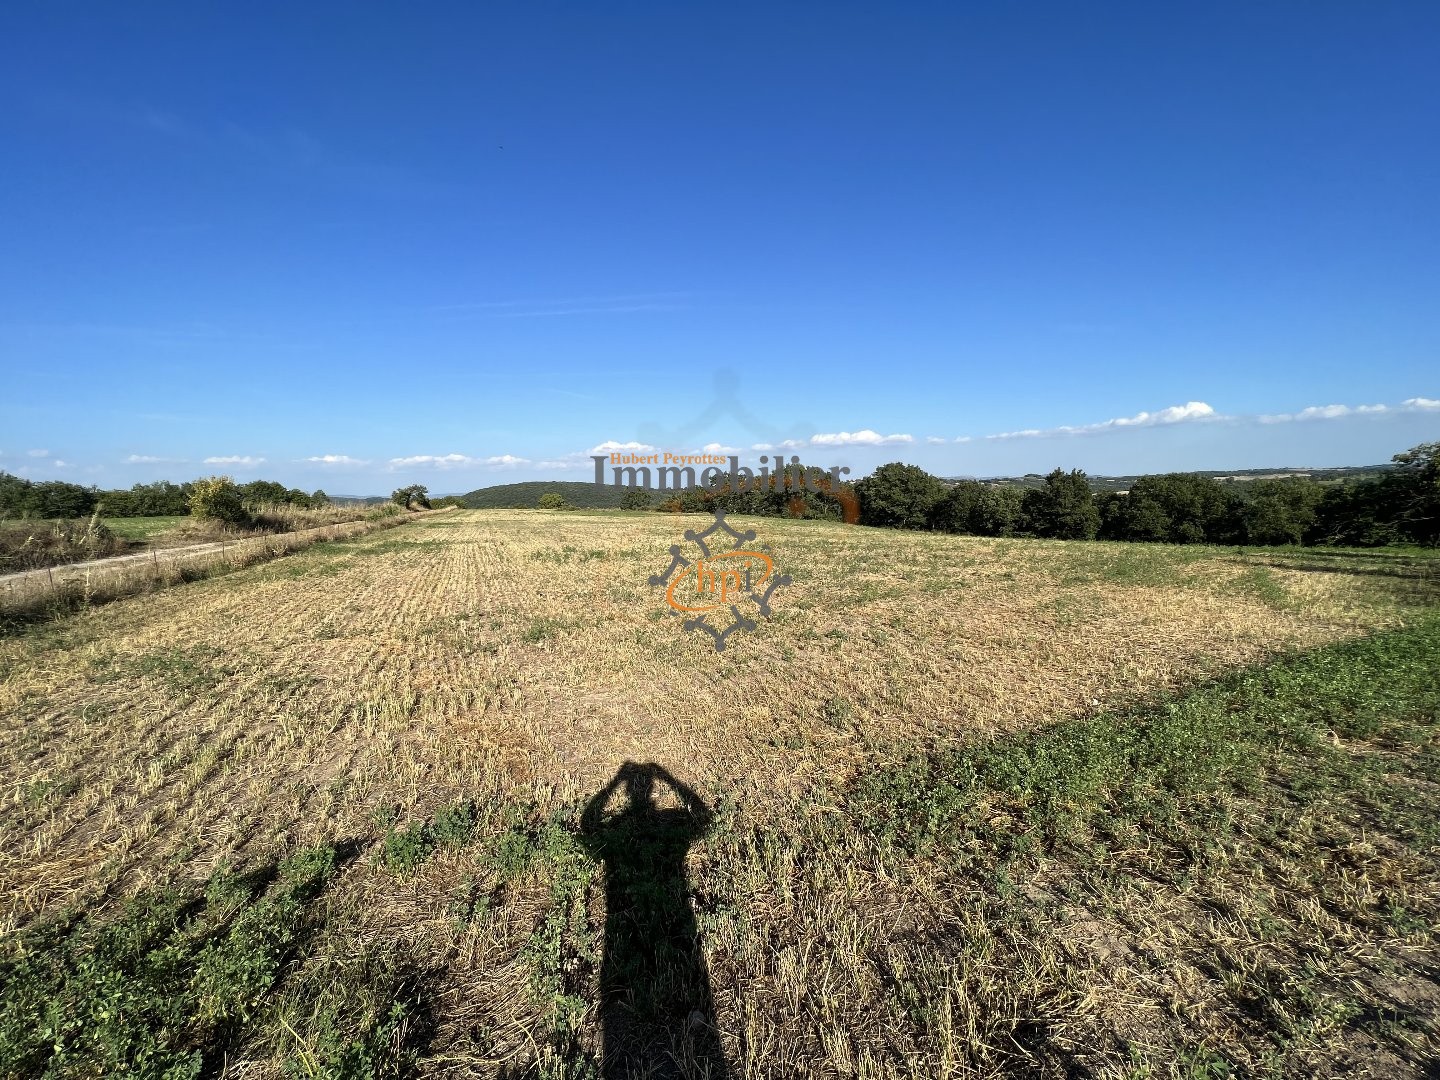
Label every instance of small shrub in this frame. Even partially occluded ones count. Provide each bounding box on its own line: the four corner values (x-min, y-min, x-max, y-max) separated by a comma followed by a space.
432, 800, 478, 847
380, 822, 434, 875
189, 476, 249, 526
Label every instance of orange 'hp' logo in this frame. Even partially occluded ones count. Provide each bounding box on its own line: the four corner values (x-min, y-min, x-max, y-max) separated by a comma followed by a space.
648, 511, 791, 650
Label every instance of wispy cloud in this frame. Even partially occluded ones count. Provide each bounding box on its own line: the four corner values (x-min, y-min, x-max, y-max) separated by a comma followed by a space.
125, 454, 187, 464
304, 454, 370, 466
811, 430, 915, 447
588, 440, 659, 455
387, 453, 482, 470
753, 430, 914, 451
932, 396, 1437, 445
27, 449, 50, 457
1259, 398, 1440, 423
204, 455, 266, 466
985, 401, 1218, 441
386, 452, 536, 471
428, 293, 692, 320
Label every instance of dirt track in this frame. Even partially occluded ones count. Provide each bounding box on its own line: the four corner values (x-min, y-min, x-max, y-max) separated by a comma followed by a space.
0, 510, 451, 595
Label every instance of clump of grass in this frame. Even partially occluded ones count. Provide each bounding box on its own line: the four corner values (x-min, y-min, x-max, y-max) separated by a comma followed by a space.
380, 822, 435, 876
524, 617, 564, 644
431, 799, 478, 848
0, 511, 128, 573
118, 643, 230, 694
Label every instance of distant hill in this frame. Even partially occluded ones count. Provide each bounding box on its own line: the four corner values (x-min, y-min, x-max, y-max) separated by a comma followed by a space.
459, 480, 653, 509
960, 464, 1394, 493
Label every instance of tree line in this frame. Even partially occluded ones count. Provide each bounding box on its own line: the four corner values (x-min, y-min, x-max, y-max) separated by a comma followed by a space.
852, 441, 1439, 547
0, 473, 330, 520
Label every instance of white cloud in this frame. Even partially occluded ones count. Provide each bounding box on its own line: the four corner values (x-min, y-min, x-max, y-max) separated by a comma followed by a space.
481, 454, 529, 468
203, 455, 266, 466
305, 454, 369, 466
125, 454, 187, 464
387, 453, 481, 470
809, 429, 915, 447
924, 436, 948, 445
535, 459, 585, 471
987, 401, 1218, 440
702, 442, 742, 454
1258, 399, 1435, 423
588, 440, 657, 455
27, 449, 49, 458
753, 430, 914, 452
1297, 404, 1353, 420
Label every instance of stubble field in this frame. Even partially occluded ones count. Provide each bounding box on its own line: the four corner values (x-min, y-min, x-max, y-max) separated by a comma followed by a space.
2, 510, 1437, 1078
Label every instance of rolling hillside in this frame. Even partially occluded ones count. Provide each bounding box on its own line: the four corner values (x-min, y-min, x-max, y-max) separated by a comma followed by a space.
459, 480, 653, 509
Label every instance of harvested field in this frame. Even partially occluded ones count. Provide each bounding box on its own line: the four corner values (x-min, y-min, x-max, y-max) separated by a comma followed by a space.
1, 511, 1437, 1078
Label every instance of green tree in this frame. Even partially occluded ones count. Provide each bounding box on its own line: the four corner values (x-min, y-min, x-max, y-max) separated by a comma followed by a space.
391, 485, 430, 510
1024, 468, 1100, 540
237, 479, 291, 505
1241, 479, 1326, 546
972, 486, 1026, 537
536, 492, 567, 510
0, 473, 100, 519
1389, 441, 1440, 545
188, 476, 248, 525
855, 463, 946, 530
620, 488, 653, 511
1103, 474, 1239, 544
928, 480, 986, 534
1100, 490, 1171, 542
1311, 480, 1402, 547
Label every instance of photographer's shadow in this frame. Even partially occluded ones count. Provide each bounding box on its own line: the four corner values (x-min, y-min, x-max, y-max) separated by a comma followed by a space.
580, 762, 728, 1079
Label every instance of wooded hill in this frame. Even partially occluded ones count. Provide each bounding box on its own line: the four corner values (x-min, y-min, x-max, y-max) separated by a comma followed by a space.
458, 481, 653, 509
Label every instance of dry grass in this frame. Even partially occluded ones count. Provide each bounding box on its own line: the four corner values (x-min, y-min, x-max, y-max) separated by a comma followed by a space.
1, 510, 1436, 1077
0, 516, 128, 573
163, 500, 377, 543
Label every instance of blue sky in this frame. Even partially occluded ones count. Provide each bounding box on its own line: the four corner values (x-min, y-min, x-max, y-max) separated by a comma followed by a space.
2, 2, 1437, 493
